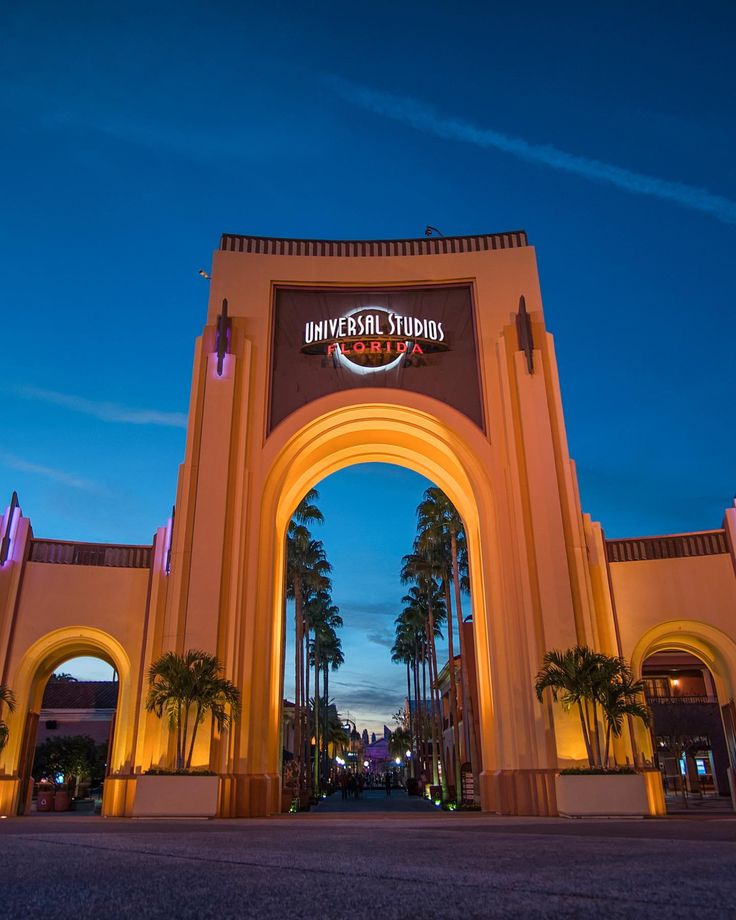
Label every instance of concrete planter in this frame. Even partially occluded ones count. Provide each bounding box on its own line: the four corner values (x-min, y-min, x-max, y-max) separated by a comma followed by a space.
132, 775, 220, 818
555, 773, 650, 817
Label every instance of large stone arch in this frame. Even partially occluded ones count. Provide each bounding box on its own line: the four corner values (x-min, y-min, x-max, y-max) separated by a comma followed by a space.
227, 388, 559, 817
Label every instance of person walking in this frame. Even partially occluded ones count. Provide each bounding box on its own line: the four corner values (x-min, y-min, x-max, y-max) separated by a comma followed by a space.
340, 772, 349, 801
385, 770, 392, 797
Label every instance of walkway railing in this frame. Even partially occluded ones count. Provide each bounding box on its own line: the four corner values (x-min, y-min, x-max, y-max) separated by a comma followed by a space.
29, 539, 152, 568
606, 530, 728, 563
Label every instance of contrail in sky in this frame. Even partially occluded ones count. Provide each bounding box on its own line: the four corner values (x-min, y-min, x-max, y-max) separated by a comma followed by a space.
17, 386, 187, 428
0, 451, 106, 494
330, 77, 736, 225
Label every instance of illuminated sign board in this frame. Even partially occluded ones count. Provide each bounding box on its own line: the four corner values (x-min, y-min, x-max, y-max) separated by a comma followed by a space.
269, 286, 483, 433
301, 307, 449, 373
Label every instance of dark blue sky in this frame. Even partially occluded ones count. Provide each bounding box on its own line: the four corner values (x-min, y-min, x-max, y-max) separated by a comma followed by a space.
2, 3, 734, 729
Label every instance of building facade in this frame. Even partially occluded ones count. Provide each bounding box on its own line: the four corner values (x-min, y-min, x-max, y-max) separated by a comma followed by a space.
1, 231, 735, 818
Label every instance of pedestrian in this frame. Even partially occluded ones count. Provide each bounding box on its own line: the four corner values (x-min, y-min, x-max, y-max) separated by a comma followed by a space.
340, 772, 349, 801
348, 773, 357, 799
385, 770, 391, 797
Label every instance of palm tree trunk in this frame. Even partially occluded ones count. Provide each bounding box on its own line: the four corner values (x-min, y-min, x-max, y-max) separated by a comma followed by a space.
304, 631, 311, 790
322, 663, 329, 786
576, 699, 595, 767
450, 528, 480, 792
425, 601, 445, 792
176, 702, 183, 770
413, 639, 422, 777
591, 700, 603, 768
443, 579, 462, 796
313, 642, 319, 795
406, 660, 416, 779
294, 580, 303, 779
185, 704, 202, 769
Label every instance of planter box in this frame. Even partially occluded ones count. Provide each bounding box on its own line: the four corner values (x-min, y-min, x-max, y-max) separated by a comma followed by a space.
555, 773, 650, 817
132, 775, 220, 818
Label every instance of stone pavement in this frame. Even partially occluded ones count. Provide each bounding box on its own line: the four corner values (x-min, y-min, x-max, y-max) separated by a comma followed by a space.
2, 811, 736, 919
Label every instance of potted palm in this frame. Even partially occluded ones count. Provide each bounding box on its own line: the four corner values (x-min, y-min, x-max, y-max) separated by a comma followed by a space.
134, 650, 240, 818
535, 646, 657, 817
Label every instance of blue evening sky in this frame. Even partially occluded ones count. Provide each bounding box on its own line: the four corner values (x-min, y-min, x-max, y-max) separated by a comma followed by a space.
2, 3, 734, 732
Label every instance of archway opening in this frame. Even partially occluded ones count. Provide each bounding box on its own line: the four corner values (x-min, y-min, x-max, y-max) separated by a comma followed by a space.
11, 629, 131, 818
280, 461, 482, 814
643, 650, 733, 811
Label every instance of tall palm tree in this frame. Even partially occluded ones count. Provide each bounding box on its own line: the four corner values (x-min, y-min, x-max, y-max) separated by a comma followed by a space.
400, 553, 447, 790
0, 683, 16, 754
145, 650, 241, 770
391, 629, 415, 773
306, 591, 342, 793
286, 495, 331, 785
416, 487, 479, 791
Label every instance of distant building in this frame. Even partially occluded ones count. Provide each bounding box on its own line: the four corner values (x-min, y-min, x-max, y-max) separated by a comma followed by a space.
37, 681, 118, 746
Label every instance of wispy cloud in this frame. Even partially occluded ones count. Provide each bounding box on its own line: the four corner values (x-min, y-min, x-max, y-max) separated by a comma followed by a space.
0, 451, 106, 494
329, 76, 736, 225
17, 386, 187, 428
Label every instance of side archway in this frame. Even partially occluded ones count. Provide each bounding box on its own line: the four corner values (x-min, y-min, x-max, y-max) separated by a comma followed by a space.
2, 626, 135, 814
630, 620, 736, 771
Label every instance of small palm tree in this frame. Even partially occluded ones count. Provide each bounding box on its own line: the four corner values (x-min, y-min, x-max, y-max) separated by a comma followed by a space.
146, 650, 240, 771
535, 645, 649, 770
599, 665, 650, 766
0, 683, 16, 753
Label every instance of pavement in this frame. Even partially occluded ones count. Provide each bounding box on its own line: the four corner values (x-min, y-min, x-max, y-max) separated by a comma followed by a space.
2, 804, 736, 919
312, 787, 439, 813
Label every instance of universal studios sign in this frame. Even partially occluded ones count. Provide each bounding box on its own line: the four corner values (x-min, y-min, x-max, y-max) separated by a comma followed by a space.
301, 306, 449, 373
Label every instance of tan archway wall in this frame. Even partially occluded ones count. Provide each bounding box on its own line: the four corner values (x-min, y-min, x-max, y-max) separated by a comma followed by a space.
630, 620, 736, 759
236, 390, 515, 813
3, 627, 134, 787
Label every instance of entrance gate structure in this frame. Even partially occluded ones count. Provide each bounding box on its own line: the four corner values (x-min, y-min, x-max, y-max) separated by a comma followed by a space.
2, 231, 736, 818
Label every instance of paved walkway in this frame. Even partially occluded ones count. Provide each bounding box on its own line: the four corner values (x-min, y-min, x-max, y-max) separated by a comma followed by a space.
2, 813, 736, 918
313, 788, 439, 814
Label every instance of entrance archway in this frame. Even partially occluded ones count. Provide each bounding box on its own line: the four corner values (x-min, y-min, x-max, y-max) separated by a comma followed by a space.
9, 627, 133, 816
230, 391, 556, 817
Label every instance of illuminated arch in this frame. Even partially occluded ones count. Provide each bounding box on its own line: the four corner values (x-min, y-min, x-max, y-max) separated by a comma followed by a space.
241, 388, 508, 806
8, 626, 134, 777
629, 620, 736, 761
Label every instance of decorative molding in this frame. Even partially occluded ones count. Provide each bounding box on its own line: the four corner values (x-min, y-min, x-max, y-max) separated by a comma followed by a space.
219, 231, 528, 257
606, 530, 728, 563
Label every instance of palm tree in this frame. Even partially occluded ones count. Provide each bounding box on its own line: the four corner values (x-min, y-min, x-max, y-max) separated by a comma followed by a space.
416, 487, 479, 791
286, 494, 331, 785
306, 591, 342, 793
598, 663, 650, 767
534, 646, 604, 768
0, 683, 16, 753
145, 650, 241, 770
399, 553, 447, 790
535, 646, 649, 770
389, 727, 412, 761
391, 629, 415, 773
